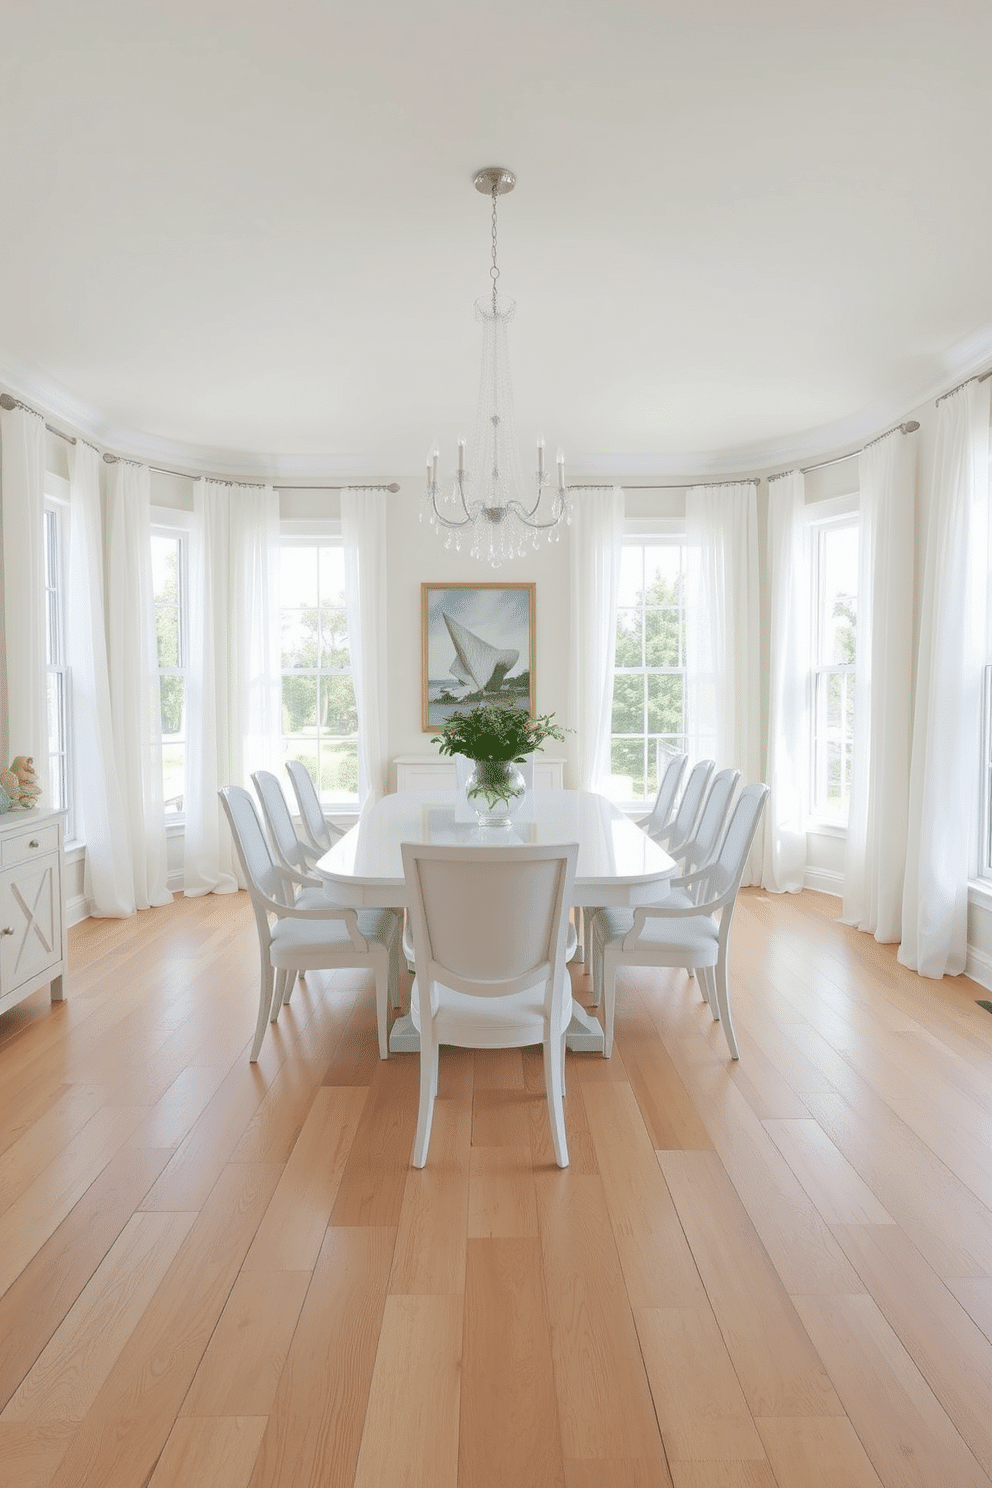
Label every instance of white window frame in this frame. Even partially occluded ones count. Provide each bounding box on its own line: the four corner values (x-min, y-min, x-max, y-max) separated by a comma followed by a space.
150, 509, 192, 823
43, 484, 72, 837
279, 520, 358, 812
807, 493, 859, 827
610, 520, 688, 807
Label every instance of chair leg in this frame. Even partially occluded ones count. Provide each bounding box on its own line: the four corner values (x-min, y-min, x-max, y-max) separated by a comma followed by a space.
712, 950, 739, 1059
250, 963, 277, 1061
412, 1028, 439, 1168
271, 968, 290, 1020
699, 965, 715, 1011
543, 1029, 569, 1168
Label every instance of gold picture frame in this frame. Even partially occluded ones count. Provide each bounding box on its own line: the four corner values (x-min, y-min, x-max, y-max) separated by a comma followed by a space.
422, 582, 536, 732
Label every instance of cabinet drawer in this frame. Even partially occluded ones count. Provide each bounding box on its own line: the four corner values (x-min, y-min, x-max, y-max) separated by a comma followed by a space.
0, 823, 61, 867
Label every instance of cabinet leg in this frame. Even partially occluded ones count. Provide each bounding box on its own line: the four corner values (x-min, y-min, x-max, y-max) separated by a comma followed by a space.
50, 974, 65, 1002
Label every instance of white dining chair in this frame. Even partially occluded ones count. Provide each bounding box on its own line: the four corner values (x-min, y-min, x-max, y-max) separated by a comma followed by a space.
673, 766, 740, 878
589, 783, 768, 1059
635, 752, 688, 840
401, 839, 578, 1168
650, 757, 714, 855
285, 758, 345, 855
252, 769, 323, 881
219, 786, 401, 1061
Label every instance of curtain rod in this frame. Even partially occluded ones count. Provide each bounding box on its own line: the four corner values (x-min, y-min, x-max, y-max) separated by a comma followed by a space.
764, 418, 921, 482
935, 367, 992, 407
100, 452, 400, 491
0, 392, 78, 444
572, 478, 761, 492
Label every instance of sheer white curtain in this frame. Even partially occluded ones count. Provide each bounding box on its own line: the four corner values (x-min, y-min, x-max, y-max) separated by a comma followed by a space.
68, 442, 136, 914
105, 460, 172, 910
762, 470, 809, 893
685, 481, 762, 879
342, 488, 388, 807
900, 381, 990, 977
184, 479, 281, 896
568, 485, 623, 790
842, 429, 916, 939
0, 403, 47, 787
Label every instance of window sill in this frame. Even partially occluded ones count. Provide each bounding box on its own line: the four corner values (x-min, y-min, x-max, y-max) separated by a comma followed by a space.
968, 879, 992, 911
805, 819, 848, 839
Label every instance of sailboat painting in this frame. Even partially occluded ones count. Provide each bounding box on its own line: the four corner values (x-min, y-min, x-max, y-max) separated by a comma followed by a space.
422, 582, 536, 730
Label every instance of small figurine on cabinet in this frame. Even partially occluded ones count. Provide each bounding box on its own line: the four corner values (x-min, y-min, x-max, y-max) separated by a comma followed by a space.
7, 756, 41, 809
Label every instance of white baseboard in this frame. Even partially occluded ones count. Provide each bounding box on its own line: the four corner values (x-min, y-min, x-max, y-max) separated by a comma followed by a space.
965, 945, 992, 994
65, 893, 90, 928
803, 867, 843, 897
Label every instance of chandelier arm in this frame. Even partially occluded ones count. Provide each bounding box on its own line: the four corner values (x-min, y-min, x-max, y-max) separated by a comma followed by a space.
427, 476, 476, 528
503, 495, 570, 529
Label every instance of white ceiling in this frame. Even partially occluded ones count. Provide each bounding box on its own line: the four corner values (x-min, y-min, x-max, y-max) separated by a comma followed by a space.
3, 0, 992, 480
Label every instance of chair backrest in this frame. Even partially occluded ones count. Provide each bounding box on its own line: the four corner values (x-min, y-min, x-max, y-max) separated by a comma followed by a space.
699, 782, 769, 906
680, 767, 740, 876
285, 759, 340, 853
252, 770, 316, 876
641, 752, 688, 836
667, 758, 715, 850
218, 786, 285, 946
401, 841, 578, 1000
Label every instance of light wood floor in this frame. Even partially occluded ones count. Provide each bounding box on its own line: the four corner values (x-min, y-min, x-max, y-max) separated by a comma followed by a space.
0, 888, 991, 1487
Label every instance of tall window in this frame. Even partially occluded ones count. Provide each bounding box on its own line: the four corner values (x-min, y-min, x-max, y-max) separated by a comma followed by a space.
610, 537, 687, 802
981, 665, 992, 881
810, 513, 858, 821
151, 529, 188, 815
280, 538, 358, 805
43, 502, 71, 825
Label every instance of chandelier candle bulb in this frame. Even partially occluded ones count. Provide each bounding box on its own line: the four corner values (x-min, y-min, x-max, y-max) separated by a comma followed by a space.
458, 439, 465, 475
537, 437, 545, 478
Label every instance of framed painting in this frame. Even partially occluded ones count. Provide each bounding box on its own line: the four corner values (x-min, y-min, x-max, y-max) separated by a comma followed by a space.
422, 582, 536, 731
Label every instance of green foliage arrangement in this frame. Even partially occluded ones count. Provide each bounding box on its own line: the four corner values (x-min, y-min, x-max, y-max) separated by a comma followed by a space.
434, 703, 568, 763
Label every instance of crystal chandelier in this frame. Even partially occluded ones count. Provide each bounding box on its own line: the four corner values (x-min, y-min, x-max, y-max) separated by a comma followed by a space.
424, 167, 571, 568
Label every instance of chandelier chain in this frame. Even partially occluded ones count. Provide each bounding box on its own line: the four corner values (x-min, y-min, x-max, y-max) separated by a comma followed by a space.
490, 188, 500, 309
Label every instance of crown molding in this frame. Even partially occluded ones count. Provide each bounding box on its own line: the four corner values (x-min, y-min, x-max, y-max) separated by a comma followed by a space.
5, 323, 992, 486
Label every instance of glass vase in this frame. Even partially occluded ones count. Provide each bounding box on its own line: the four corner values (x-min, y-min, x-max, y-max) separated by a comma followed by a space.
465, 759, 527, 826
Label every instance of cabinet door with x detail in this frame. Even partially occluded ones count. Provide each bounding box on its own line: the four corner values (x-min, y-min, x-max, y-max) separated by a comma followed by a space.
0, 844, 63, 1008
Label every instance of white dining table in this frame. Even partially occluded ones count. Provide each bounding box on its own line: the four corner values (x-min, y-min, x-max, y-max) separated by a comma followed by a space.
314, 788, 677, 1054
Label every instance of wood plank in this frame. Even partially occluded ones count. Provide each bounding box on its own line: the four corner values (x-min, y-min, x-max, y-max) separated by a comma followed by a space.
563, 1463, 675, 1488
46, 1160, 282, 1488
795, 1292, 992, 1488
658, 1151, 843, 1418
467, 1145, 539, 1238
0, 1422, 76, 1488
761, 1118, 893, 1225
0, 1103, 152, 1297
0, 1144, 171, 1411
459, 1237, 565, 1488
624, 1051, 714, 1151
352, 1293, 462, 1488
148, 1416, 267, 1488
328, 1057, 420, 1226
755, 1417, 884, 1488
582, 1081, 708, 1309
804, 1089, 992, 1278
831, 1221, 992, 1477
635, 1306, 767, 1463
242, 1084, 368, 1273
535, 1172, 669, 1463
246, 1226, 395, 1488
389, 1098, 471, 1294
1, 1211, 195, 1422
180, 1269, 311, 1417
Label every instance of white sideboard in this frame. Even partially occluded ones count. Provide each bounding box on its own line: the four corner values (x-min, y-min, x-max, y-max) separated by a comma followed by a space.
394, 755, 566, 793
0, 807, 66, 1016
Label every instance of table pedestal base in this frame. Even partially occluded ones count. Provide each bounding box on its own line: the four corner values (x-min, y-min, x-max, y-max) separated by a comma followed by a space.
386, 1002, 606, 1056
